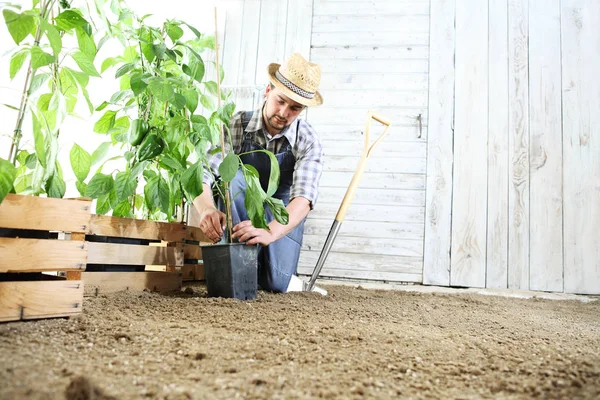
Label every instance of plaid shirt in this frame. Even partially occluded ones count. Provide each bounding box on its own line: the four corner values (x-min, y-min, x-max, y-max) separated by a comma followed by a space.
204, 103, 324, 207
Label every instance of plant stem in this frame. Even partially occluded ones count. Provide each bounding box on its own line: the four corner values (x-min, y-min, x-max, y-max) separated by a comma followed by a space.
213, 7, 233, 242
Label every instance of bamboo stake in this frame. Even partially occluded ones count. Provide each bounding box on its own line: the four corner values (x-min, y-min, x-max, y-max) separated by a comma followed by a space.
214, 7, 233, 242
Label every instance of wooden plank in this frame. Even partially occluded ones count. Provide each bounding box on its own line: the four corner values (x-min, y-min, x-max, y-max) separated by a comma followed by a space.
184, 244, 202, 260
221, 1, 243, 88
319, 171, 425, 190
254, 0, 287, 86
298, 250, 422, 275
314, 1, 430, 17
508, 0, 530, 289
324, 155, 425, 175
449, 0, 488, 288
234, 0, 261, 111
318, 89, 428, 107
298, 267, 422, 284
284, 0, 313, 58
322, 140, 426, 158
311, 45, 429, 60
318, 72, 428, 91
312, 32, 429, 47
184, 225, 210, 242
312, 14, 429, 33
67, 232, 86, 281
561, 0, 600, 295
309, 106, 426, 129
0, 280, 83, 322
0, 238, 87, 273
302, 234, 423, 257
486, 0, 509, 289
182, 264, 205, 281
82, 272, 181, 295
422, 0, 455, 287
304, 219, 424, 240
317, 187, 424, 207
0, 194, 91, 232
87, 242, 184, 266
315, 124, 427, 142
528, 0, 563, 292
88, 215, 186, 242
311, 202, 424, 224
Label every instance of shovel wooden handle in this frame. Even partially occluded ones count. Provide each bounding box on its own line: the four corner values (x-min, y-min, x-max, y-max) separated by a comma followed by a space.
334, 111, 392, 223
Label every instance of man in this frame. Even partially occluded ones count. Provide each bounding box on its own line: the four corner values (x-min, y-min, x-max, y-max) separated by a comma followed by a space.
193, 53, 326, 295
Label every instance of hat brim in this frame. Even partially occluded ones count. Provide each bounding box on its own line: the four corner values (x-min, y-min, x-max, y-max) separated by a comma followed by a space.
267, 63, 323, 107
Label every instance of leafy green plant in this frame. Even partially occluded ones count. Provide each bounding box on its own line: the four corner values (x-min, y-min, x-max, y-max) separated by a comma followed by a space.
0, 0, 108, 202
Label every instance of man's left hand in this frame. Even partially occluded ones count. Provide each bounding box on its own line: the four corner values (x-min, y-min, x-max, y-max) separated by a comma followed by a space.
231, 220, 277, 246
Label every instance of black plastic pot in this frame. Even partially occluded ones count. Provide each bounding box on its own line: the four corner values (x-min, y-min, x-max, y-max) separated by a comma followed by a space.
201, 243, 258, 300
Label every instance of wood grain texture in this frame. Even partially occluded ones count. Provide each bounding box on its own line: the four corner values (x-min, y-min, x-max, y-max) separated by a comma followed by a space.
82, 272, 181, 295
88, 215, 186, 242
486, 0, 510, 289
314, 1, 430, 17
87, 242, 184, 266
234, 0, 261, 111
423, 0, 455, 286
528, 0, 564, 292
0, 194, 91, 232
0, 280, 83, 322
450, 0, 488, 288
0, 238, 87, 272
561, 0, 600, 295
254, 0, 287, 86
508, 0, 530, 289
284, 0, 313, 58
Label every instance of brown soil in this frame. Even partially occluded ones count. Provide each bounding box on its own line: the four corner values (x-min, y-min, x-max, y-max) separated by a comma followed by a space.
0, 284, 599, 399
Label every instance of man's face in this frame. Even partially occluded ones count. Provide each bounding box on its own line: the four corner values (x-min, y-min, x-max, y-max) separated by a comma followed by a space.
262, 85, 305, 133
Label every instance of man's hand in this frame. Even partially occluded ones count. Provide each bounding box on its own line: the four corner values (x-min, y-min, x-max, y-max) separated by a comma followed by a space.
232, 220, 277, 246
200, 207, 226, 243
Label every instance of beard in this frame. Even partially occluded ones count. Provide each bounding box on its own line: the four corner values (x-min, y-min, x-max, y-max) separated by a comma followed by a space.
264, 110, 288, 132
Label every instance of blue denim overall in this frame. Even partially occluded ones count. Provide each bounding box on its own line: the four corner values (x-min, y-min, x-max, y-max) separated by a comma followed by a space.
225, 111, 305, 292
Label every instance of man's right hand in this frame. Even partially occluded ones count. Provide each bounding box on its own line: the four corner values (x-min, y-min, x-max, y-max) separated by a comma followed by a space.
200, 207, 226, 243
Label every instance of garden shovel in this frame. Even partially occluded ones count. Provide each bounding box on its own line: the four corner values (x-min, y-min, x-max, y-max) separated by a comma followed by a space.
306, 110, 392, 292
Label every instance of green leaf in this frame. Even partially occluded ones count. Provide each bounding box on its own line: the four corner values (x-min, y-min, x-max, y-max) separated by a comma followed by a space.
95, 101, 109, 111
160, 155, 185, 172
109, 90, 131, 104
112, 200, 132, 218
242, 165, 268, 229
101, 56, 121, 73
183, 88, 198, 113
130, 72, 147, 96
200, 94, 214, 111
95, 190, 117, 215
45, 171, 66, 198
266, 197, 289, 225
9, 49, 28, 79
94, 110, 117, 133
41, 20, 62, 56
123, 45, 138, 63
30, 46, 54, 70
70, 143, 91, 182
75, 27, 96, 59
204, 81, 220, 97
148, 77, 174, 102
71, 51, 100, 77
31, 113, 46, 168
131, 161, 149, 179
29, 73, 50, 94
183, 53, 204, 82
172, 93, 186, 110
115, 62, 135, 78
75, 181, 87, 197
3, 9, 34, 45
217, 102, 236, 126
219, 153, 239, 183
91, 142, 111, 166
144, 175, 169, 214
55, 10, 88, 31
180, 159, 203, 199
0, 158, 17, 204
183, 22, 201, 38
166, 23, 184, 42
86, 173, 114, 198
115, 170, 136, 202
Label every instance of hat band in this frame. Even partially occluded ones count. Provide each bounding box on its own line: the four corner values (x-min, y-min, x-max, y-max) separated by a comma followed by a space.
275, 70, 315, 99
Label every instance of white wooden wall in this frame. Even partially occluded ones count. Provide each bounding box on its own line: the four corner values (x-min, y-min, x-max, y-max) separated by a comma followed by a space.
218, 0, 430, 283
424, 0, 600, 295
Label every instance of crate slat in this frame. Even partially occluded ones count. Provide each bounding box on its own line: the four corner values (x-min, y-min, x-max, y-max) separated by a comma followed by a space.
82, 272, 181, 295
0, 238, 87, 273
184, 244, 202, 260
87, 242, 184, 266
0, 195, 91, 232
185, 225, 211, 242
88, 215, 186, 242
0, 280, 83, 322
182, 264, 205, 281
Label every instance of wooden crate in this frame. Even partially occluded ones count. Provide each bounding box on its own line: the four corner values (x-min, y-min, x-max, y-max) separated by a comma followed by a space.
82, 215, 210, 294
0, 194, 90, 322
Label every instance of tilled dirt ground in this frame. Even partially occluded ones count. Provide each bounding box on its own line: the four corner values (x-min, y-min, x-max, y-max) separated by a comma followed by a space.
0, 284, 599, 399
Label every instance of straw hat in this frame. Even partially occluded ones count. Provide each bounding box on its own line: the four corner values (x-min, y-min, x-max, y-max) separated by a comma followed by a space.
267, 53, 323, 107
